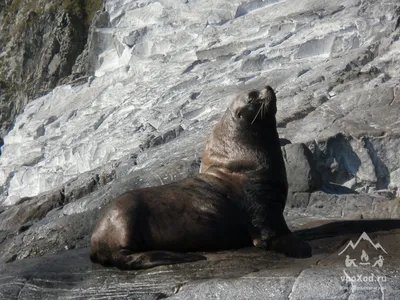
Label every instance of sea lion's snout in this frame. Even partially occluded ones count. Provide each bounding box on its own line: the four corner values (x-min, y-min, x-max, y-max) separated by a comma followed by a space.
241, 86, 276, 124
230, 85, 277, 125
259, 85, 276, 102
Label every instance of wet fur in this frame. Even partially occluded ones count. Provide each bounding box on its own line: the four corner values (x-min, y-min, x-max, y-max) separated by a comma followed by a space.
90, 176, 251, 269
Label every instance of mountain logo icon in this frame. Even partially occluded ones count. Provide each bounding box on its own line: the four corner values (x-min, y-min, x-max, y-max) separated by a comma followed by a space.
338, 232, 387, 256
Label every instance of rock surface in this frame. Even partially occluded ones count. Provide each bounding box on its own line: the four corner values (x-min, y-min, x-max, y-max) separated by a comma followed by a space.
1, 0, 400, 204
1, 221, 400, 300
0, 0, 103, 140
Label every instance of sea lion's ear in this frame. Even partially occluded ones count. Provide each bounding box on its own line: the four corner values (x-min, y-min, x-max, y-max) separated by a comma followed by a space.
235, 108, 243, 119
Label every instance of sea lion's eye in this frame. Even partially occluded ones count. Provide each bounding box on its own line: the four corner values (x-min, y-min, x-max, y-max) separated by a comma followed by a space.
236, 110, 242, 119
248, 91, 259, 102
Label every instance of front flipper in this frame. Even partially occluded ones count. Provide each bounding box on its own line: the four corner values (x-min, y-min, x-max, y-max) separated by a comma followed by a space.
250, 229, 312, 258
243, 184, 312, 258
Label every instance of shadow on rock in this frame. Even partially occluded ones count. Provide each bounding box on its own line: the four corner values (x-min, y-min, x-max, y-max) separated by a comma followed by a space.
296, 219, 400, 240
321, 183, 358, 195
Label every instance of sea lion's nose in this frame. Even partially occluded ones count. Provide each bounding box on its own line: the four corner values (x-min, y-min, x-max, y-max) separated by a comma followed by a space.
264, 85, 273, 91
261, 86, 276, 100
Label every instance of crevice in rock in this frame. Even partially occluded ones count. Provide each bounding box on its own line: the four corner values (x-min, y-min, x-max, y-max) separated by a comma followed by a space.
287, 269, 305, 300
270, 32, 293, 47
311, 134, 362, 190
277, 105, 316, 128
5, 254, 17, 263
334, 45, 380, 84
140, 126, 184, 151
15, 274, 34, 300
17, 223, 32, 234
234, 44, 265, 62
182, 60, 209, 74
0, 171, 15, 200
395, 6, 400, 30
235, 0, 279, 18
93, 114, 107, 131
155, 292, 172, 300
190, 92, 201, 100
362, 137, 390, 190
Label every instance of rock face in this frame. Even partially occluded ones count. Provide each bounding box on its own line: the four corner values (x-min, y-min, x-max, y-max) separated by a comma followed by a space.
1, 0, 400, 205
0, 0, 103, 140
1, 0, 400, 298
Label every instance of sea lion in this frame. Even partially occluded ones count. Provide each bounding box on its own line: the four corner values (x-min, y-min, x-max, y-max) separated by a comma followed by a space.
90, 85, 311, 270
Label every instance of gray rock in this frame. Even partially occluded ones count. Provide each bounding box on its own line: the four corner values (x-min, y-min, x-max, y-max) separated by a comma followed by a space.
283, 143, 319, 193
169, 275, 295, 300
1, 0, 400, 203
0, 0, 104, 140
0, 208, 100, 263
286, 191, 400, 221
1, 224, 400, 300
289, 268, 350, 300
0, 190, 64, 231
123, 27, 149, 47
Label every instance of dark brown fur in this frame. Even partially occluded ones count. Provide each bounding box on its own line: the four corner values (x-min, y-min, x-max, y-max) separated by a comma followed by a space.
90, 85, 311, 270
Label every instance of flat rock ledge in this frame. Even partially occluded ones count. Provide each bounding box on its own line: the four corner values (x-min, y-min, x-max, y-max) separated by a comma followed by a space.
1, 220, 400, 300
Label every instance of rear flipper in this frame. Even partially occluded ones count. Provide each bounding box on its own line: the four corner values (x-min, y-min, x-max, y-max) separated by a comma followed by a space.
111, 250, 207, 270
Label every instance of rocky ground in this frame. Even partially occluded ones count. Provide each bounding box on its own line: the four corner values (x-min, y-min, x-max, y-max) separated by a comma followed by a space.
1, 221, 400, 299
1, 0, 400, 298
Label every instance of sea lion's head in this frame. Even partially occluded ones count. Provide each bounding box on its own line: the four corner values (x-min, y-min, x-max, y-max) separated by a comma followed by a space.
201, 85, 280, 174
228, 85, 277, 128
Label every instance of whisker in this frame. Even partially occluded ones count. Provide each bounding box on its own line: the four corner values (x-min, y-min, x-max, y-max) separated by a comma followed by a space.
263, 101, 268, 118
251, 104, 263, 124
261, 101, 266, 119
